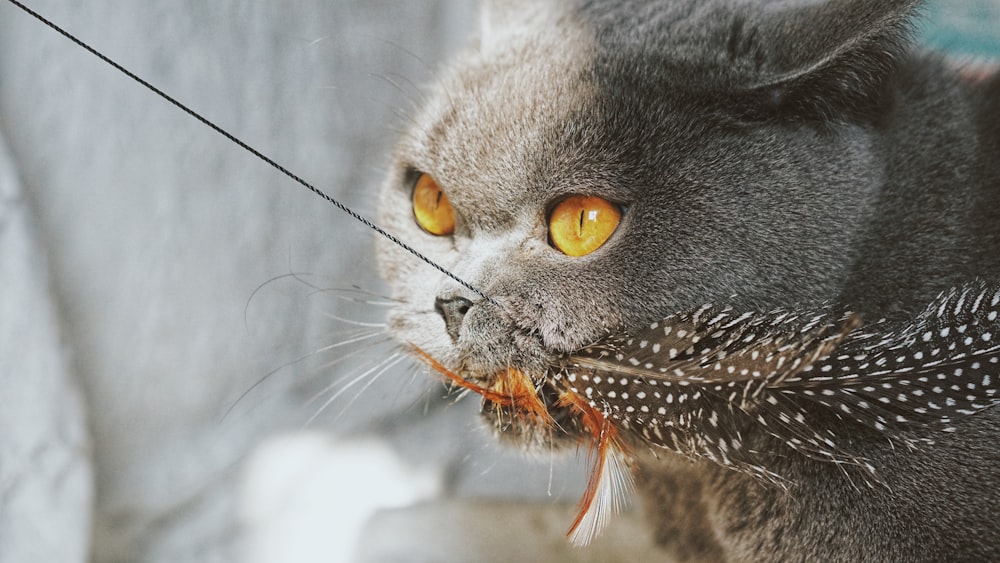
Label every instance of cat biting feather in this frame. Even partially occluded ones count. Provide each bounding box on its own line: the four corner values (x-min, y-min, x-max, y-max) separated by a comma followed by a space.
378, 0, 1000, 559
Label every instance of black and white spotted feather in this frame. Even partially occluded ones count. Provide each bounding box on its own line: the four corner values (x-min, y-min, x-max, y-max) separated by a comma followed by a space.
551, 281, 1000, 484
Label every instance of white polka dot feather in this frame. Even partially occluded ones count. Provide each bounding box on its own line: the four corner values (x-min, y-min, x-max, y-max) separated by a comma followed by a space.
552, 281, 1000, 485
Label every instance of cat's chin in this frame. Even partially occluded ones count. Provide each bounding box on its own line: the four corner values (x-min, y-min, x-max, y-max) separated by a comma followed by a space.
476, 379, 588, 452
403, 333, 585, 449
480, 406, 582, 451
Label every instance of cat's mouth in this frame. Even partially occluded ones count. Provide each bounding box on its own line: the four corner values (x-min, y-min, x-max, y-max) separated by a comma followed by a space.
410, 345, 586, 446
478, 372, 587, 445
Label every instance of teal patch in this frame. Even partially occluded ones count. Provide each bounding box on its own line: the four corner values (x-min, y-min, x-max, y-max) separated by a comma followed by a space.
919, 0, 1000, 59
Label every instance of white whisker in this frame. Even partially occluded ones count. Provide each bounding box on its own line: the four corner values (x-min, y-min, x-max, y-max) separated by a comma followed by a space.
321, 312, 389, 328
310, 335, 397, 376
222, 329, 392, 421
305, 352, 407, 425
327, 294, 399, 307
312, 329, 386, 352
326, 354, 409, 424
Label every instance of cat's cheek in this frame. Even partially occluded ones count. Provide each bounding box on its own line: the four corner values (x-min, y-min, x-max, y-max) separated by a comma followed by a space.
450, 307, 546, 372
386, 310, 442, 346
494, 271, 629, 354
479, 405, 583, 452
375, 240, 459, 360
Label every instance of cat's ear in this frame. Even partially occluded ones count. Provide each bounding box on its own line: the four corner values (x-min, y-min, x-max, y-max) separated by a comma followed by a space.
737, 0, 923, 122
477, 0, 566, 56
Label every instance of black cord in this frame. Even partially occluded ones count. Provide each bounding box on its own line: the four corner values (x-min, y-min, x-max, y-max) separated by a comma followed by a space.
4, 0, 496, 305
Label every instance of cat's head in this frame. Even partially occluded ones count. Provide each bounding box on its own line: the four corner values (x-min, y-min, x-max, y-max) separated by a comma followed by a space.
376, 0, 920, 442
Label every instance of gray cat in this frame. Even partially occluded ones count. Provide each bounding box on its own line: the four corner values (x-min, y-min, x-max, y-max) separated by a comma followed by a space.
376, 0, 1000, 560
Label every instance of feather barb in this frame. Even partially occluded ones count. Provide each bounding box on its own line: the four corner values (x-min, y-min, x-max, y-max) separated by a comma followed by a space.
558, 391, 636, 546
409, 344, 553, 426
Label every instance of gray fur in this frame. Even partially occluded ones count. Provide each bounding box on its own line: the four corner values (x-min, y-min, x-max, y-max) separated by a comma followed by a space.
377, 0, 1000, 559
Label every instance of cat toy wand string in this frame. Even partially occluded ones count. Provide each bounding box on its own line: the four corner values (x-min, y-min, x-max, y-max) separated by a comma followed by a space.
4, 0, 496, 307
7, 1, 629, 543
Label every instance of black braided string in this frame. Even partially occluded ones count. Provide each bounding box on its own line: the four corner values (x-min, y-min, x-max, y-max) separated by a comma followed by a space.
5, 0, 496, 305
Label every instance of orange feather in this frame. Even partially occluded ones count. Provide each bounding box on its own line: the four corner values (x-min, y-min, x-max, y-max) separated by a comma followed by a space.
409, 344, 553, 427
409, 344, 635, 546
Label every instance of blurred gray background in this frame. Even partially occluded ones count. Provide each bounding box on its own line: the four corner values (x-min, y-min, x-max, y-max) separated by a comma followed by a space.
0, 1, 997, 561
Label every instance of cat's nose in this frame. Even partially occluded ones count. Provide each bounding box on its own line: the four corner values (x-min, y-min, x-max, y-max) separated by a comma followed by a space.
435, 295, 473, 342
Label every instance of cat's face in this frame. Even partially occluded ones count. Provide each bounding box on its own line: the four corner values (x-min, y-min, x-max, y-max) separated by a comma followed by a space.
377, 0, 910, 433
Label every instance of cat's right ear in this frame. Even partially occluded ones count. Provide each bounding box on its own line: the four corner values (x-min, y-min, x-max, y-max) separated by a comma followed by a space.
737, 0, 923, 122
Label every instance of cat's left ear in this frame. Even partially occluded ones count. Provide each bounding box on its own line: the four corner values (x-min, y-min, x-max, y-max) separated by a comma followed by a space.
739, 0, 923, 121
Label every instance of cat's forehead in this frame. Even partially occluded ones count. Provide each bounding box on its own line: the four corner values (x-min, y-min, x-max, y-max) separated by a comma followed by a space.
393, 0, 818, 230
401, 29, 602, 219
396, 15, 706, 222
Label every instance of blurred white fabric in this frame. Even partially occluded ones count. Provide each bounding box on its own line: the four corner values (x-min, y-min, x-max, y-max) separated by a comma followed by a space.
0, 1, 996, 562
240, 434, 441, 563
0, 110, 91, 563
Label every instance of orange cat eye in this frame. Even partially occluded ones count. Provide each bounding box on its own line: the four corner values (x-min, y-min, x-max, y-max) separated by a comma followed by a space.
549, 195, 622, 256
412, 173, 455, 236
548, 195, 621, 257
